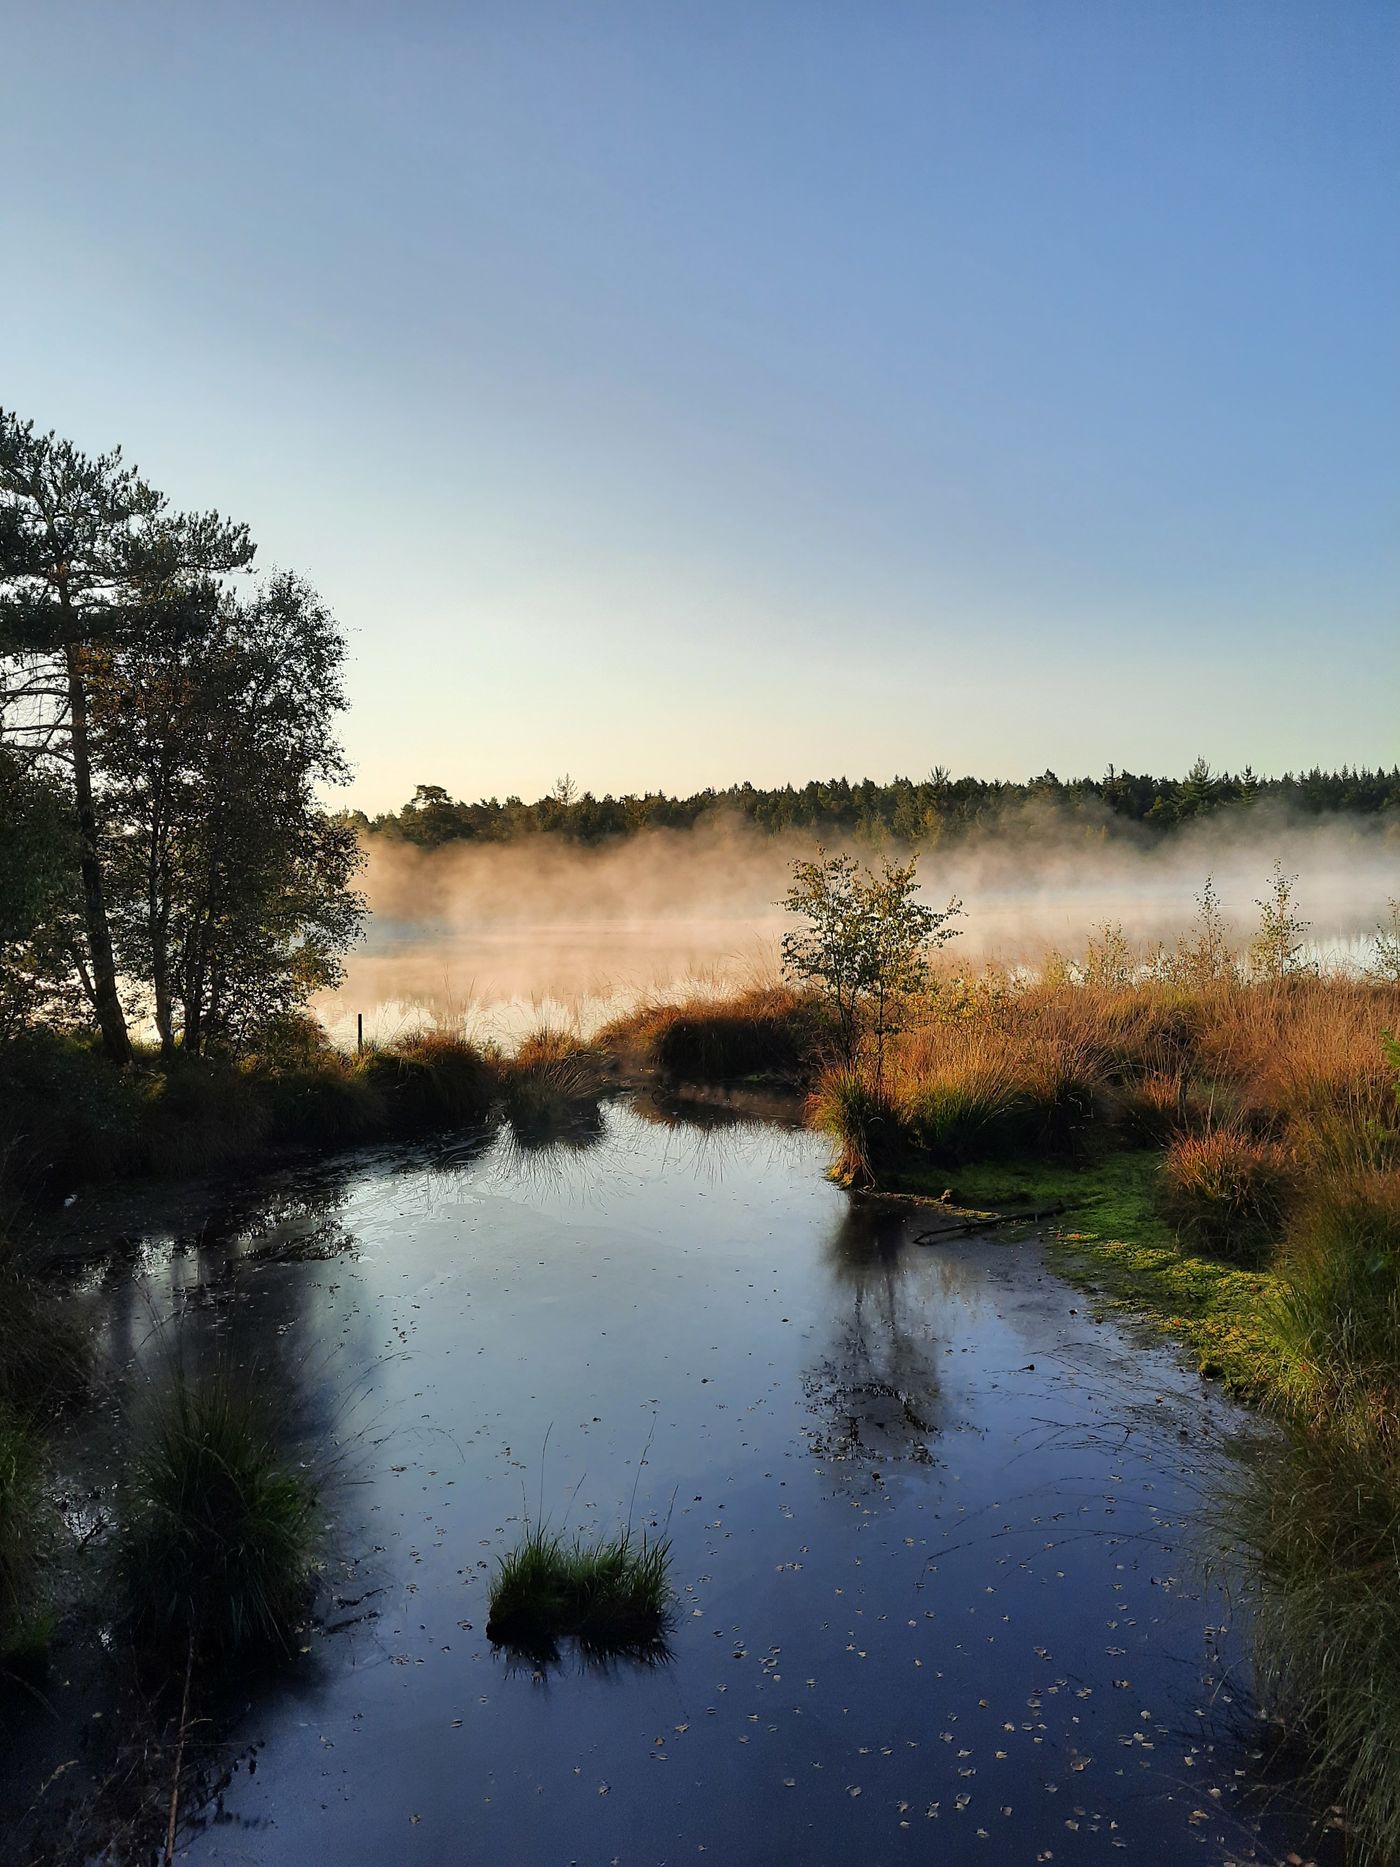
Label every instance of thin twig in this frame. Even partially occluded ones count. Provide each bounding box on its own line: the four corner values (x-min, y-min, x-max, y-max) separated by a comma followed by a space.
163, 1632, 195, 1866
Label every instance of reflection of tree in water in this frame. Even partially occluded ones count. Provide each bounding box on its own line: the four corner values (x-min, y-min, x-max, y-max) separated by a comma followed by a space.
803, 1202, 946, 1469
4, 1161, 382, 1866
76, 1161, 389, 1610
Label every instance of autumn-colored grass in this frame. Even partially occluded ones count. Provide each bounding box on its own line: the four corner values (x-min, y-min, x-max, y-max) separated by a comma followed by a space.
498, 1027, 607, 1141
1159, 1127, 1296, 1263
599, 984, 822, 1082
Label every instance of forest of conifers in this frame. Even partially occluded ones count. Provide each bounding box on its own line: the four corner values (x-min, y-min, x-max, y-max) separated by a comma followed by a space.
362, 761, 1400, 849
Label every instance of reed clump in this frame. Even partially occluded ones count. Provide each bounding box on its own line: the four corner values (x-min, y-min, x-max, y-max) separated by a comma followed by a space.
499, 1028, 607, 1141
1229, 1431, 1400, 1867
117, 1372, 317, 1656
358, 1027, 497, 1130
0, 1238, 89, 1411
0, 1402, 42, 1654
486, 1525, 672, 1661
1265, 1168, 1400, 1444
1160, 1128, 1295, 1264
807, 1068, 901, 1187
602, 985, 822, 1082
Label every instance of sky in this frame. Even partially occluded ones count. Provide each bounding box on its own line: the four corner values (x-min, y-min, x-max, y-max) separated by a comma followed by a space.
2, 1, 1396, 811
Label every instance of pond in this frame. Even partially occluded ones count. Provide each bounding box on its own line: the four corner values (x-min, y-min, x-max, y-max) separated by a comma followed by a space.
4, 1097, 1327, 1865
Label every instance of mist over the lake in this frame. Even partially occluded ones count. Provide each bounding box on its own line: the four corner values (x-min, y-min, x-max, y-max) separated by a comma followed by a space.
323, 803, 1400, 1042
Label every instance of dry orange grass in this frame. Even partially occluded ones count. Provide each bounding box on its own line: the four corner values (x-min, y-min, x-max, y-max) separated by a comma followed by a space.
1161, 1126, 1296, 1262
1190, 977, 1400, 1135
599, 985, 820, 1081
910, 968, 1398, 1142
596, 961, 1398, 1197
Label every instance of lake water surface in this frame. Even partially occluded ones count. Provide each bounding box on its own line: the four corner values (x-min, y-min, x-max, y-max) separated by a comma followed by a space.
7, 1099, 1328, 1865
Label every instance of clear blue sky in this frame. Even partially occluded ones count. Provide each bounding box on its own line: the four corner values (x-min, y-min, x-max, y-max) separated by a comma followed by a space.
3, 2, 1396, 809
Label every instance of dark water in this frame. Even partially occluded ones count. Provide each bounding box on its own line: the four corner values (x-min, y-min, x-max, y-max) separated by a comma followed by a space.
7, 1100, 1327, 1865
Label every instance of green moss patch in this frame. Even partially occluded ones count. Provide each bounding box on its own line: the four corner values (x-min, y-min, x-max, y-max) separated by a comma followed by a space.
884, 1149, 1276, 1400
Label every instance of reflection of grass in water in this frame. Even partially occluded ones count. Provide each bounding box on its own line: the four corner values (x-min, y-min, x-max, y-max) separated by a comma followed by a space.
118, 1371, 317, 1656
486, 1526, 672, 1667
1229, 1430, 1400, 1867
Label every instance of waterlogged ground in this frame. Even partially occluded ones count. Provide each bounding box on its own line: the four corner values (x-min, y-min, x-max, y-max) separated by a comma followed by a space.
8, 1100, 1331, 1865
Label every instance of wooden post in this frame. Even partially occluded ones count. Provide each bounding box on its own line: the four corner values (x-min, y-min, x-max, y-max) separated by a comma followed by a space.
357, 1012, 364, 1057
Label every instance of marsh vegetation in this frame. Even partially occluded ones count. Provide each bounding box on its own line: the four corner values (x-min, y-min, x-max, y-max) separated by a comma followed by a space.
486, 1526, 672, 1665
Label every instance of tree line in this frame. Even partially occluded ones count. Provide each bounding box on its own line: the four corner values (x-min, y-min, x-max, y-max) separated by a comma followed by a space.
0, 411, 363, 1063
363, 759, 1400, 851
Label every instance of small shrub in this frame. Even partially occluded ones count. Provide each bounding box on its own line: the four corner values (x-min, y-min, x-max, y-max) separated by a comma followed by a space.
1249, 860, 1310, 982
118, 1373, 316, 1655
241, 1011, 339, 1073
1160, 1128, 1293, 1262
486, 1526, 671, 1662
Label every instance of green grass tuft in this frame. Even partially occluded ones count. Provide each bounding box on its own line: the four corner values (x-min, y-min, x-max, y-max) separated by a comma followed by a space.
1264, 1168, 1400, 1444
118, 1372, 317, 1656
486, 1525, 672, 1662
1227, 1431, 1400, 1867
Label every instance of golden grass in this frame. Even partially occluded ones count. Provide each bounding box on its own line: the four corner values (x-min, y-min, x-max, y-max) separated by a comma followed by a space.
599, 985, 820, 1081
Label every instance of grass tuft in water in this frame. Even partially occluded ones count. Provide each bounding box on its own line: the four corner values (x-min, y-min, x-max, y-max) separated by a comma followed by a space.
601, 986, 821, 1083
0, 1402, 43, 1655
807, 1067, 901, 1187
118, 1372, 317, 1656
486, 1526, 672, 1662
499, 1029, 607, 1143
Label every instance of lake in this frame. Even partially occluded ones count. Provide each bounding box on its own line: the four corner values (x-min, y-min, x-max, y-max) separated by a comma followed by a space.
4, 1097, 1326, 1865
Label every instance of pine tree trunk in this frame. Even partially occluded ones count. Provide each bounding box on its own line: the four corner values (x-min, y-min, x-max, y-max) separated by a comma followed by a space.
64, 641, 132, 1064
